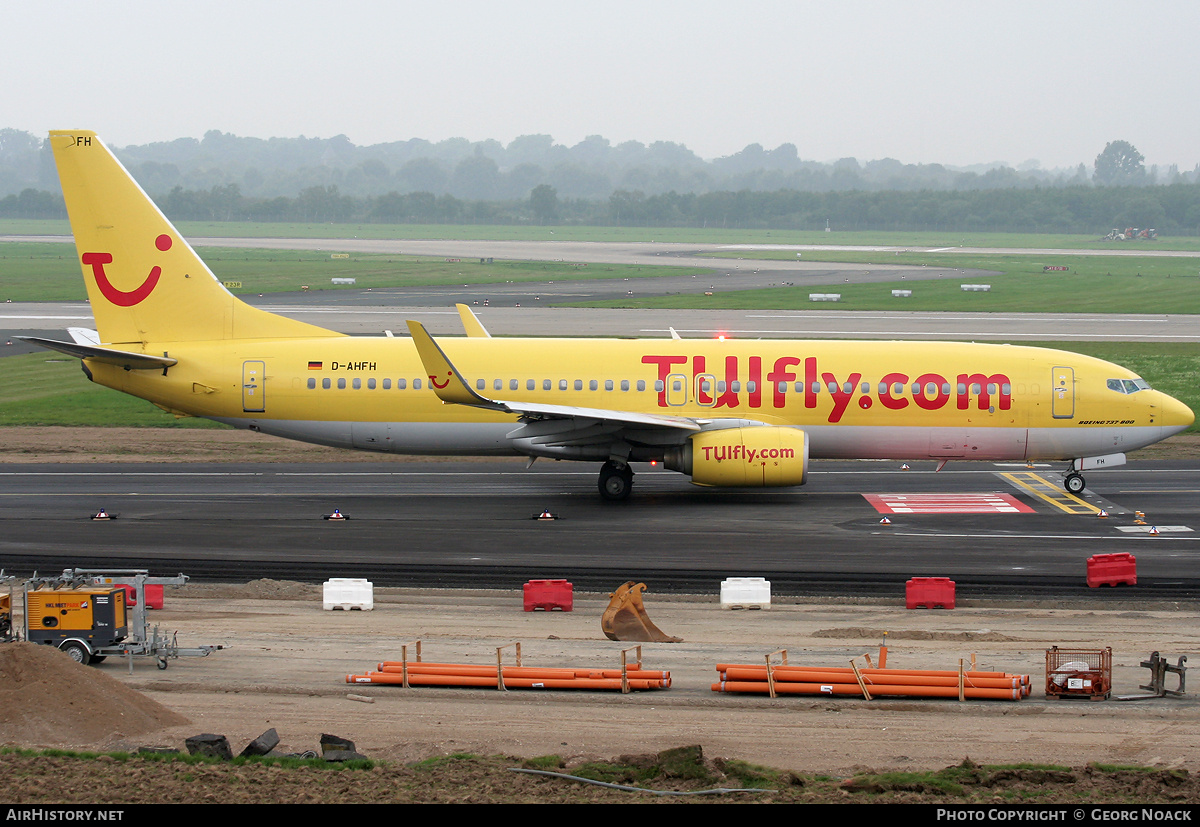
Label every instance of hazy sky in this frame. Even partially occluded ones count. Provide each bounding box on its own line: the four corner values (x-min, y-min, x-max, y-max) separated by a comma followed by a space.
6, 1, 1198, 170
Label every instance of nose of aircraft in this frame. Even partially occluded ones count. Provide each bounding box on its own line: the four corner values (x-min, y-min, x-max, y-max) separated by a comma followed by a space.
1157, 392, 1195, 438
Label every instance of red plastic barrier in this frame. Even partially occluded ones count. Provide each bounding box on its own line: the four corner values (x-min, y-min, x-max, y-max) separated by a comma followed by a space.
906, 576, 955, 609
1086, 553, 1136, 588
143, 584, 164, 609
523, 579, 573, 612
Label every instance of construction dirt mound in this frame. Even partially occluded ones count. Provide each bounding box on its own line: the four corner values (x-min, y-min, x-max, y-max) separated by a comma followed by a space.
0, 642, 190, 748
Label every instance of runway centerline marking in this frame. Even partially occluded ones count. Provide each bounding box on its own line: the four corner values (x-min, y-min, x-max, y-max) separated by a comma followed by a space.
863, 492, 1034, 514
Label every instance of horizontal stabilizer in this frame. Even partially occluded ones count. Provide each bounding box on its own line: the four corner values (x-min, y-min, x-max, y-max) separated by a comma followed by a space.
17, 336, 177, 370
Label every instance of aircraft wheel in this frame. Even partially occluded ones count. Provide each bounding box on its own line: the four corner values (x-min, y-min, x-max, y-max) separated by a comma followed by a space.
598, 462, 633, 501
1064, 472, 1085, 494
60, 641, 91, 666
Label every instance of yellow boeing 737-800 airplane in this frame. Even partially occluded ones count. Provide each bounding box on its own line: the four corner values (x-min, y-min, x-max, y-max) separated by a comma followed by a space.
21, 131, 1195, 500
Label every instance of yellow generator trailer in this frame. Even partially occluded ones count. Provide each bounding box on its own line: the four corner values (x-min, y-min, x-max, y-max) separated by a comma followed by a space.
25, 587, 128, 665
0, 592, 11, 643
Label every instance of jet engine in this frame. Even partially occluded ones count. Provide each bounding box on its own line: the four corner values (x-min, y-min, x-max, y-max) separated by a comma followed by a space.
664, 426, 808, 488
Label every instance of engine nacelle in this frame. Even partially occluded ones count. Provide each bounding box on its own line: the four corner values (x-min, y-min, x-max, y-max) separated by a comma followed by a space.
664, 427, 808, 488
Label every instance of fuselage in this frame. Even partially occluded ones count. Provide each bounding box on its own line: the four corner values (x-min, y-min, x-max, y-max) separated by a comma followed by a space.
84, 335, 1193, 463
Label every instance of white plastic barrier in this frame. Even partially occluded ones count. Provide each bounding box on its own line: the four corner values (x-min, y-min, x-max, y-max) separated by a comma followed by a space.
323, 578, 374, 611
720, 577, 771, 609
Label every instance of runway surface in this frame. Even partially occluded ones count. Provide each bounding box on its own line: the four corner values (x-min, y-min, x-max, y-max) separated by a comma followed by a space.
3, 458, 1197, 598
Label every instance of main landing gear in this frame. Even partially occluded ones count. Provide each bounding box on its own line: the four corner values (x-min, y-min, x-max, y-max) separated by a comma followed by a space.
1064, 471, 1086, 494
598, 461, 634, 501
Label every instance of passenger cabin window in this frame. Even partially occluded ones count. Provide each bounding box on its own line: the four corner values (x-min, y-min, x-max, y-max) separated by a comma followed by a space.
307, 378, 316, 389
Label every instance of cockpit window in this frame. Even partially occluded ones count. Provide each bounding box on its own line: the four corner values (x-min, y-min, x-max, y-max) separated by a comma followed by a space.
1107, 378, 1152, 394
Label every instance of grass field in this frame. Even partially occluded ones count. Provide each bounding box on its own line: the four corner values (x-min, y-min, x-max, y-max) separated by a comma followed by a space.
3, 237, 1199, 313
0, 242, 704, 302
576, 266, 1200, 314
4, 341, 1197, 433
4, 218, 1200, 251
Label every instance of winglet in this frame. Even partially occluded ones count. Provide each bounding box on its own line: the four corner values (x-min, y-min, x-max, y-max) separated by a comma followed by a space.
405, 320, 498, 407
456, 304, 491, 338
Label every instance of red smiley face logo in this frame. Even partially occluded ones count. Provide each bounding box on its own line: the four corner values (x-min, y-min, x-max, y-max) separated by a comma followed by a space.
83, 234, 172, 306
429, 372, 452, 389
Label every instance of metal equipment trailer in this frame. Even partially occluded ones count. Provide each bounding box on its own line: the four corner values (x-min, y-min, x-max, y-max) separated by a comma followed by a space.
23, 568, 223, 669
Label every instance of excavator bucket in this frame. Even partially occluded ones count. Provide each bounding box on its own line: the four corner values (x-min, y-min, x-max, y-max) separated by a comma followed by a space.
601, 582, 683, 643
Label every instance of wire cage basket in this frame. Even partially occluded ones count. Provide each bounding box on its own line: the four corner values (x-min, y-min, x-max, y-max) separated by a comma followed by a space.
1045, 646, 1112, 700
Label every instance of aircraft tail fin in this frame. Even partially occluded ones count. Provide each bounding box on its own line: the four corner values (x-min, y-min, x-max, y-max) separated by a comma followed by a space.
49, 131, 342, 346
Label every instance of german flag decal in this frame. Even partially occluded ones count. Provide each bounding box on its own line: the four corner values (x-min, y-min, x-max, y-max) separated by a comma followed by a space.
308, 361, 322, 370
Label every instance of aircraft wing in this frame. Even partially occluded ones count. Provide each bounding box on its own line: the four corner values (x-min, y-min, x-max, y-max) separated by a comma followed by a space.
404, 320, 701, 433
17, 336, 178, 370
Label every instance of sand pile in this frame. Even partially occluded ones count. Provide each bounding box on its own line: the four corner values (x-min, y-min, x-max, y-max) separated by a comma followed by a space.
0, 642, 190, 748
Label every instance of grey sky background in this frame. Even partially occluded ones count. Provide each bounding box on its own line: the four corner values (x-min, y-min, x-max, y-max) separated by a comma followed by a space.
6, 1, 1197, 170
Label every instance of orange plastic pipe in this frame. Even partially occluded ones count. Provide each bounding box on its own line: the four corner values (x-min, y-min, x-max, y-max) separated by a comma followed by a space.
712, 681, 1020, 700
719, 667, 1022, 689
377, 663, 668, 680
349, 672, 667, 690
716, 664, 1024, 680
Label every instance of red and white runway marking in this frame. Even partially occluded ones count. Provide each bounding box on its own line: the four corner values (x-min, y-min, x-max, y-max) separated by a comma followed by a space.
864, 492, 1035, 514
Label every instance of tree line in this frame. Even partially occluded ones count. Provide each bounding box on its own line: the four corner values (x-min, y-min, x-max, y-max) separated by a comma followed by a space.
4, 129, 1196, 202
4, 178, 1199, 235
3, 130, 1197, 233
